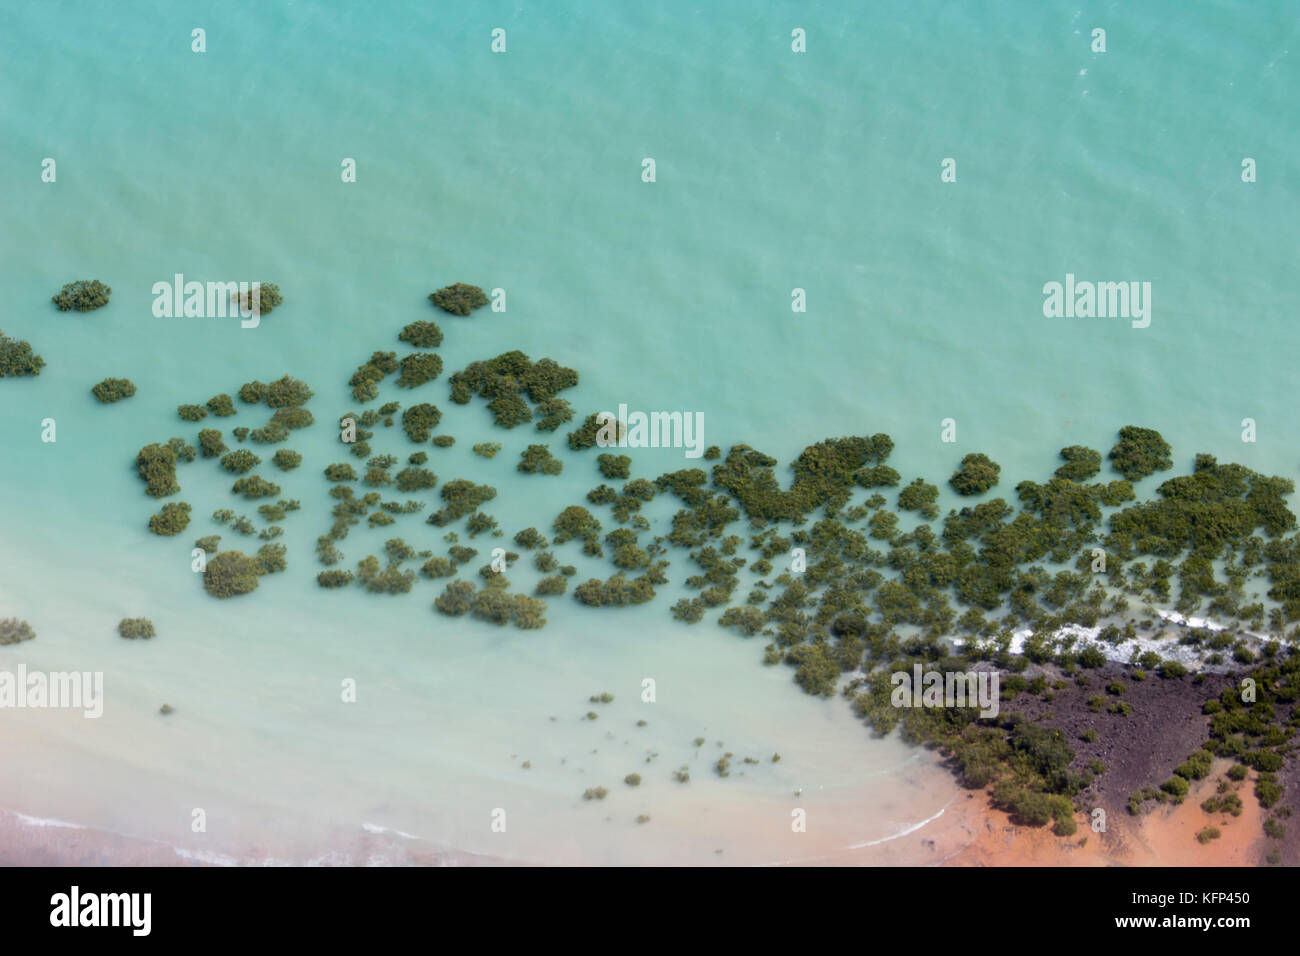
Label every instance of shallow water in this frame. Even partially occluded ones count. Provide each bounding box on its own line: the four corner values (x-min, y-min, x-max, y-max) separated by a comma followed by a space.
0, 1, 1296, 863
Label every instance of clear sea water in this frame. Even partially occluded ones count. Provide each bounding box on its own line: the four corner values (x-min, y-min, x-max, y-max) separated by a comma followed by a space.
0, 1, 1296, 863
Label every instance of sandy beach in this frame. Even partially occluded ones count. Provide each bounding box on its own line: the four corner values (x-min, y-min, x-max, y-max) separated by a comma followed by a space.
941, 761, 1267, 867
1, 754, 1271, 867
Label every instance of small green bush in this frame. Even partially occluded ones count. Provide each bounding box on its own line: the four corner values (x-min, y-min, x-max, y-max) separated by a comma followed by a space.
53, 279, 111, 311
118, 618, 156, 640
91, 378, 136, 403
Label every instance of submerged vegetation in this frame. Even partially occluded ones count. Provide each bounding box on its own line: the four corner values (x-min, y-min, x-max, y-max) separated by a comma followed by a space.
0, 618, 36, 645
118, 618, 156, 640
237, 282, 283, 316
103, 312, 1297, 856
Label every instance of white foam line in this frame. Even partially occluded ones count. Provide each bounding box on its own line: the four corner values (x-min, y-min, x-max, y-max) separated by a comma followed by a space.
8, 811, 86, 830
362, 822, 421, 840
171, 847, 241, 866
756, 797, 957, 866
846, 798, 952, 849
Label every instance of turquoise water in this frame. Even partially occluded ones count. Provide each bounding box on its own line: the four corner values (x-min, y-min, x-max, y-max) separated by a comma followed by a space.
1, 1, 1296, 863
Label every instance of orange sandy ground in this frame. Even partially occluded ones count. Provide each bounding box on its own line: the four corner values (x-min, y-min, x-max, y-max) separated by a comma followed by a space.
940, 760, 1265, 867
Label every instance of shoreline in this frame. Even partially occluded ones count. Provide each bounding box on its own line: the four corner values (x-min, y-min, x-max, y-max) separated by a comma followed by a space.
1, 780, 1266, 868
1, 749, 1277, 868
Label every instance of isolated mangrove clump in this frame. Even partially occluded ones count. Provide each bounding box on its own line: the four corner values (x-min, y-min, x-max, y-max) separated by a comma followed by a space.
148, 501, 191, 536
0, 330, 46, 377
178, 403, 207, 422
317, 570, 354, 588
399, 320, 443, 349
236, 282, 283, 316
0, 618, 36, 645
118, 618, 156, 640
598, 454, 631, 480
950, 453, 1001, 495
136, 443, 180, 497
52, 279, 111, 312
513, 528, 547, 549
429, 282, 489, 316
202, 550, 264, 598
433, 435, 455, 447
231, 475, 281, 499
272, 450, 302, 471
91, 378, 136, 403
1109, 426, 1173, 481
518, 444, 563, 475
472, 442, 502, 459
